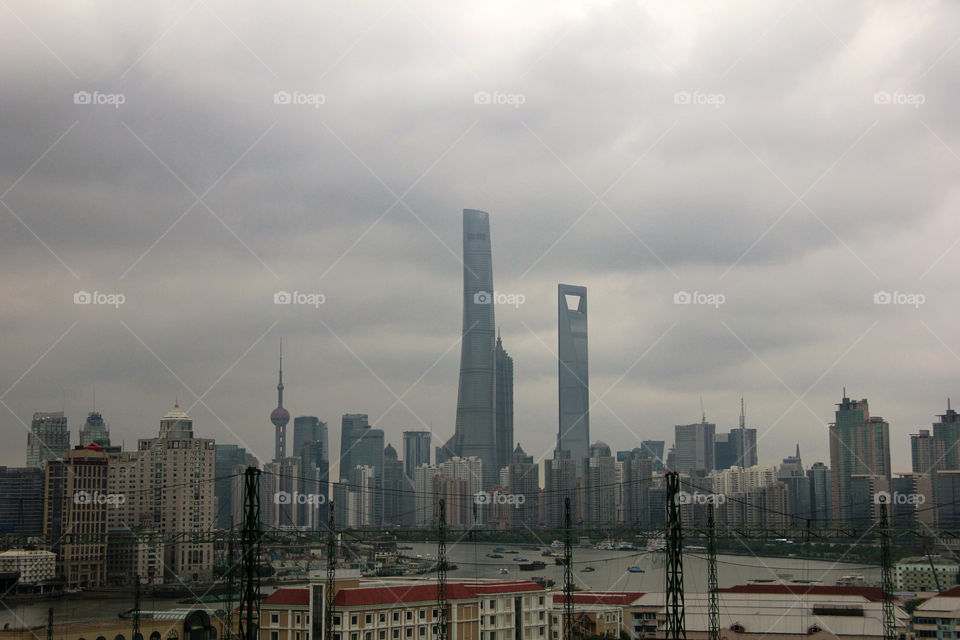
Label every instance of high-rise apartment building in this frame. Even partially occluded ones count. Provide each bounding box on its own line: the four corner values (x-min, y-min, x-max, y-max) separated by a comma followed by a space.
557, 284, 590, 476
494, 334, 514, 472
673, 420, 716, 475
640, 440, 666, 472
507, 444, 539, 529
339, 414, 370, 481
43, 444, 109, 589
381, 444, 412, 527
911, 429, 942, 474
402, 431, 431, 481
27, 411, 69, 468
293, 416, 327, 460
413, 464, 439, 527
778, 445, 811, 525
582, 442, 615, 524
299, 441, 329, 529
348, 465, 376, 527
934, 401, 960, 470
807, 462, 832, 526
828, 393, 891, 524
263, 456, 301, 528
79, 411, 110, 448
214, 444, 248, 530
621, 449, 653, 523
0, 466, 45, 534
544, 453, 577, 528
136, 404, 215, 582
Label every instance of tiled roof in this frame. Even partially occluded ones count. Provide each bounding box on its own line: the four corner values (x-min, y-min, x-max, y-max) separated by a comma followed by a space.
263, 588, 311, 606
334, 581, 543, 606
716, 584, 884, 602
552, 592, 645, 606
261, 581, 545, 609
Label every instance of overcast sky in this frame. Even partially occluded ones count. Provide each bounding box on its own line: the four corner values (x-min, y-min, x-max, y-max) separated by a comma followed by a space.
1, 0, 959, 477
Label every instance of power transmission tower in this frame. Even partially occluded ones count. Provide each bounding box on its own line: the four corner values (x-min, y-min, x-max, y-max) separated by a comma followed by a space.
879, 502, 896, 640
325, 502, 337, 640
437, 499, 448, 640
706, 503, 719, 640
665, 472, 685, 640
564, 497, 574, 640
226, 518, 235, 640
133, 576, 141, 640
239, 467, 262, 640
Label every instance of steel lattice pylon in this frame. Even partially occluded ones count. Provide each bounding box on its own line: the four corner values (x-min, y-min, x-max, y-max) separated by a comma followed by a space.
707, 503, 719, 640
437, 499, 448, 640
665, 472, 685, 640
564, 497, 574, 640
879, 502, 897, 640
326, 501, 337, 640
239, 467, 261, 640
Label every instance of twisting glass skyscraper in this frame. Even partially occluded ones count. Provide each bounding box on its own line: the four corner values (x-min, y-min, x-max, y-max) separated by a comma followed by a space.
448, 209, 498, 489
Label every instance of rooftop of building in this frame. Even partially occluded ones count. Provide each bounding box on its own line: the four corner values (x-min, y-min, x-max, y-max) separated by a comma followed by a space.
261, 581, 544, 609
715, 583, 886, 602
551, 592, 645, 606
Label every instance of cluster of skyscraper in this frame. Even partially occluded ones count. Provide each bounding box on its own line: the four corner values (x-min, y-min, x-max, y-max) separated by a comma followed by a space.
13, 206, 960, 593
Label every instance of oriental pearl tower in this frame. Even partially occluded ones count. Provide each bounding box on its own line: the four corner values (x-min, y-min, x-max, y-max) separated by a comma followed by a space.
270, 339, 290, 461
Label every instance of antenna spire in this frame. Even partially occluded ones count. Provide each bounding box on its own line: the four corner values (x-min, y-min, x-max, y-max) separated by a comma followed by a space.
700, 394, 706, 423
277, 338, 284, 407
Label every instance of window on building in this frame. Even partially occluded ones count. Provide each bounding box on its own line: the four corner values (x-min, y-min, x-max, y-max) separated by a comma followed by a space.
406, 612, 413, 622
334, 616, 342, 626
352, 616, 359, 626
418, 628, 425, 637
271, 633, 278, 640
419, 610, 425, 620
379, 614, 386, 623
379, 632, 385, 640
393, 613, 400, 623
366, 615, 372, 625
272, 614, 280, 626
406, 630, 412, 638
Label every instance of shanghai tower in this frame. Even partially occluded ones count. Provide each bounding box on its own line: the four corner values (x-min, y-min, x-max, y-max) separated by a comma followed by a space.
447, 209, 498, 489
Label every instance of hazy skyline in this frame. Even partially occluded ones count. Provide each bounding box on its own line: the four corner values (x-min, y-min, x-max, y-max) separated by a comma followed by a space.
2, 1, 959, 476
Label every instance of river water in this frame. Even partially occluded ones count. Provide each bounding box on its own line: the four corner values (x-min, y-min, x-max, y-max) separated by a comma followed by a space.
0, 543, 880, 629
